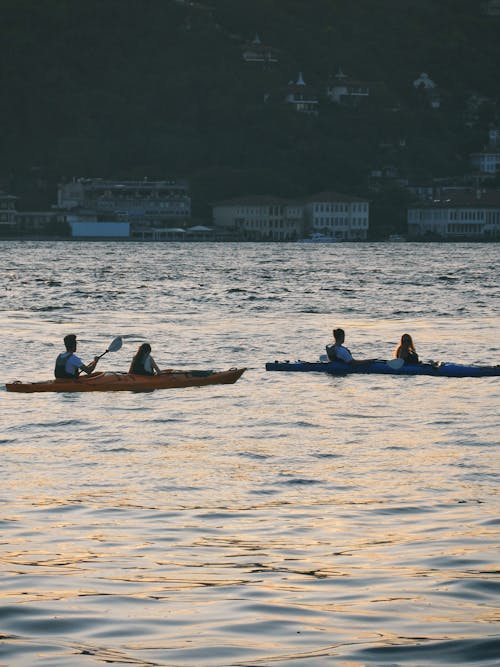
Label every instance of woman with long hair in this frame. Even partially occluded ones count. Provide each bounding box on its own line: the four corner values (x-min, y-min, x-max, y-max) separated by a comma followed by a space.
129, 343, 161, 375
394, 333, 419, 365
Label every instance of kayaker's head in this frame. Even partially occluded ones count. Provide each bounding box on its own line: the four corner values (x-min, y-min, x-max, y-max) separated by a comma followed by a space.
401, 333, 414, 349
64, 334, 77, 352
333, 328, 345, 345
137, 343, 151, 358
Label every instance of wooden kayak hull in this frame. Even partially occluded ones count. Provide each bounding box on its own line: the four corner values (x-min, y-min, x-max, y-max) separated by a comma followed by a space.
5, 368, 246, 393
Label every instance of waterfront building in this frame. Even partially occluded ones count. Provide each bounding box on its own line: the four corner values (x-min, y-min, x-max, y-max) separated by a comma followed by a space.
15, 211, 69, 235
0, 191, 18, 230
212, 192, 369, 240
304, 192, 370, 240
67, 218, 130, 238
212, 196, 305, 240
57, 178, 191, 224
407, 190, 500, 239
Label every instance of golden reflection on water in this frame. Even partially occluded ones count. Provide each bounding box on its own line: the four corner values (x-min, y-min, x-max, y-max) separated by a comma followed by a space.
1, 243, 499, 665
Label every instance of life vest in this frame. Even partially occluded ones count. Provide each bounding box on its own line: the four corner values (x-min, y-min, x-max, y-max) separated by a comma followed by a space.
325, 344, 337, 361
54, 352, 76, 378
404, 350, 419, 365
326, 344, 352, 362
130, 355, 154, 375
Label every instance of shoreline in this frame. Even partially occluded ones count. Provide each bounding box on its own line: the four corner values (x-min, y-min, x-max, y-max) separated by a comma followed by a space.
0, 236, 498, 243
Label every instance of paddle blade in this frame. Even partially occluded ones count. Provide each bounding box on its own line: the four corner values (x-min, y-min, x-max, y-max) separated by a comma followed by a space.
107, 336, 123, 353
387, 358, 405, 370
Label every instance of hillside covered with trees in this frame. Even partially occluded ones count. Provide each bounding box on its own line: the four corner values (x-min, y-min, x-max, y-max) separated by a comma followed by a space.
1, 0, 499, 235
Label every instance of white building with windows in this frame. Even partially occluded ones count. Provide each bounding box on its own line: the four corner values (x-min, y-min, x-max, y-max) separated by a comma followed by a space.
303, 192, 370, 240
284, 73, 319, 115
212, 196, 304, 240
470, 151, 500, 174
469, 126, 500, 176
407, 191, 500, 238
326, 68, 370, 106
212, 192, 370, 240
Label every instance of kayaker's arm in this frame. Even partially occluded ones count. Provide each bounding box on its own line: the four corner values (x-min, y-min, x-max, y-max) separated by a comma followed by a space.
78, 357, 99, 375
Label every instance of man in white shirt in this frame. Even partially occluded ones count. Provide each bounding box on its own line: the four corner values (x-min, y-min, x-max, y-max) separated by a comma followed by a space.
326, 328, 353, 363
54, 334, 99, 378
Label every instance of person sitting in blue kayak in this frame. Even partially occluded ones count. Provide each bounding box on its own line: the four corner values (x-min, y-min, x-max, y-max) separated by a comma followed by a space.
54, 334, 99, 378
326, 328, 354, 363
394, 333, 419, 365
129, 343, 161, 375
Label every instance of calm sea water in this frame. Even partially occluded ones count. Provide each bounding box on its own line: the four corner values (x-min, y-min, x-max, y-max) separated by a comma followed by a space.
1, 241, 499, 667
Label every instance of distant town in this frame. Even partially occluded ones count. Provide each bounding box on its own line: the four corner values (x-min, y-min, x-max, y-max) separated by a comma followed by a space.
1, 3, 500, 242
2, 94, 500, 242
1, 168, 499, 242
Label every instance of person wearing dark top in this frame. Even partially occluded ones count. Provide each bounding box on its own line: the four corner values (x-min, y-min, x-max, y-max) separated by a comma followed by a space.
129, 343, 161, 375
394, 333, 419, 365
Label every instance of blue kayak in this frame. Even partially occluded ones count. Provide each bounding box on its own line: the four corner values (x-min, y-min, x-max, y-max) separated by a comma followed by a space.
265, 360, 500, 378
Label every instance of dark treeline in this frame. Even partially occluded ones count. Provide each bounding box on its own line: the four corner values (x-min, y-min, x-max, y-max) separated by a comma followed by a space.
1, 0, 499, 233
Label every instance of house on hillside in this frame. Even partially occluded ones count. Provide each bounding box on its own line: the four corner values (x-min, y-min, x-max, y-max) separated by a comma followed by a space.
481, 0, 500, 15
368, 166, 406, 192
284, 73, 319, 115
486, 126, 500, 148
325, 68, 370, 107
470, 126, 500, 176
405, 181, 474, 202
405, 182, 435, 201
463, 93, 493, 127
470, 150, 500, 175
407, 190, 500, 239
413, 72, 441, 109
242, 34, 279, 63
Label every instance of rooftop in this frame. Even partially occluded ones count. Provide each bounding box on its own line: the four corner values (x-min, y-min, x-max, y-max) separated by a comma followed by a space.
410, 190, 500, 207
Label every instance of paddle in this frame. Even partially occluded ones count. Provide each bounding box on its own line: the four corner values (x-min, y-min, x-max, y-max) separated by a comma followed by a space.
387, 357, 405, 370
95, 336, 123, 361
321, 353, 405, 369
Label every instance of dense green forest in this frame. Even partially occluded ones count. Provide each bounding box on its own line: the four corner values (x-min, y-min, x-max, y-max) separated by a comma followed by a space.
1, 0, 499, 233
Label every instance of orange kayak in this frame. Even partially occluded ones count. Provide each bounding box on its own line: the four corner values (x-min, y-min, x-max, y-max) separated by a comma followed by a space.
6, 368, 246, 393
